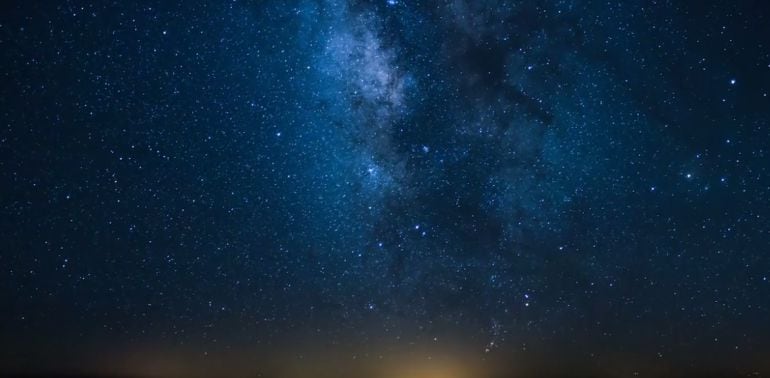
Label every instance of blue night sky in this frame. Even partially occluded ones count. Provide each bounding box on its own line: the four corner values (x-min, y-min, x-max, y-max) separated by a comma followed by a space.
2, 1, 770, 377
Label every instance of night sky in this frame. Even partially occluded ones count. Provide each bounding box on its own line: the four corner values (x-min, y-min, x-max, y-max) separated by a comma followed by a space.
2, 1, 770, 377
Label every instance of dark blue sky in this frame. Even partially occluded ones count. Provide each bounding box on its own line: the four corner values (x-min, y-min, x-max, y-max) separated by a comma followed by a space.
2, 1, 770, 376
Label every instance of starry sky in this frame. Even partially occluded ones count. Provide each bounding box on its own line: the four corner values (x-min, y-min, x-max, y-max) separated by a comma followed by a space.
2, 1, 770, 377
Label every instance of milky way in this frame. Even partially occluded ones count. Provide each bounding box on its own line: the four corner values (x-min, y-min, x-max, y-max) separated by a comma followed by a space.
2, 1, 770, 377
